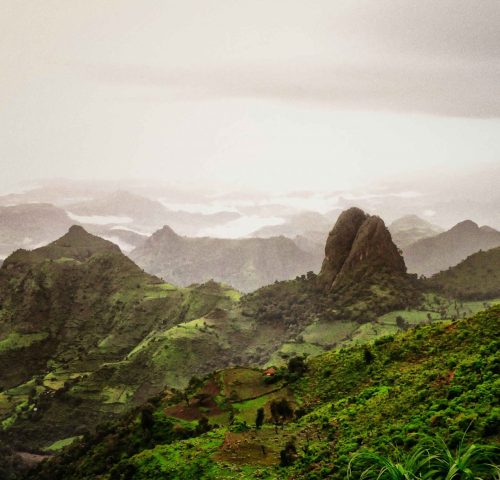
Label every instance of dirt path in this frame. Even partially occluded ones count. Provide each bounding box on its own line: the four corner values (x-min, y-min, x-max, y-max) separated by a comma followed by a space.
16, 451, 51, 467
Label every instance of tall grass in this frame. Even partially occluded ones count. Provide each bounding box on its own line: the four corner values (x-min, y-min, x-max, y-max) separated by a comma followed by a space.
348, 434, 499, 480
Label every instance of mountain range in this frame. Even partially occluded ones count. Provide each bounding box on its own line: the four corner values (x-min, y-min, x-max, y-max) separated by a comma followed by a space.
0, 209, 422, 453
0, 207, 498, 478
66, 191, 240, 236
130, 225, 322, 292
1, 195, 499, 289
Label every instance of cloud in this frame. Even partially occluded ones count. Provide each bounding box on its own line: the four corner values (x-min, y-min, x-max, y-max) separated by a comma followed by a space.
64, 0, 500, 118
75, 57, 500, 118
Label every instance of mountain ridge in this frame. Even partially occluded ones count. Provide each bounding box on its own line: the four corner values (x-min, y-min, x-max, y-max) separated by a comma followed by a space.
131, 225, 322, 292
404, 220, 500, 276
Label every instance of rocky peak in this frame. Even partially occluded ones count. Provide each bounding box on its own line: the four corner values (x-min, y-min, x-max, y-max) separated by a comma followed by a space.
155, 225, 181, 239
317, 208, 406, 292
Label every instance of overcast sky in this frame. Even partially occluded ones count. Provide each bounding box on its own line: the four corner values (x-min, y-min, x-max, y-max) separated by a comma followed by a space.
1, 0, 500, 193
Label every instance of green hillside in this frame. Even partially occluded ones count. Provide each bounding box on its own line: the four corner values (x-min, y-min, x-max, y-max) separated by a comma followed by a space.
0, 224, 421, 453
0, 227, 242, 451
427, 247, 500, 300
25, 306, 499, 480
0, 218, 469, 459
1, 217, 498, 479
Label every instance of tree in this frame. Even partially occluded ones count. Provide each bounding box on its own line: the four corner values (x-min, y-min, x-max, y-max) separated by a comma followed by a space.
288, 356, 308, 376
363, 345, 374, 364
195, 416, 211, 435
255, 407, 265, 430
270, 398, 294, 432
280, 439, 298, 466
140, 404, 155, 431
306, 271, 316, 281
395, 315, 406, 330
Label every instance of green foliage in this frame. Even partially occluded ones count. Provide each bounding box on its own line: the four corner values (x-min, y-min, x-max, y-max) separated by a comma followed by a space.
20, 307, 500, 480
427, 247, 500, 300
0, 332, 49, 353
363, 345, 374, 364
280, 439, 298, 467
270, 398, 294, 429
287, 355, 308, 378
348, 434, 500, 480
255, 408, 264, 430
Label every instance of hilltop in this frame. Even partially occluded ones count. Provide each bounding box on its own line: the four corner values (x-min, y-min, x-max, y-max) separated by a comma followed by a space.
427, 246, 500, 300
404, 220, 500, 276
130, 225, 322, 292
24, 306, 500, 479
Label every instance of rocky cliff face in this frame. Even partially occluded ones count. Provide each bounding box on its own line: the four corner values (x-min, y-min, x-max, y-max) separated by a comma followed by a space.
318, 208, 406, 292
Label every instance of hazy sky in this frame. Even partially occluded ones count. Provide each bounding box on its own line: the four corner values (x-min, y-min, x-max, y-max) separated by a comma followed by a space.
2, 1, 500, 193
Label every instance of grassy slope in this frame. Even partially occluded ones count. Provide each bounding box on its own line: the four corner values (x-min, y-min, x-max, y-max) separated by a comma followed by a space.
27, 306, 500, 480
427, 246, 500, 300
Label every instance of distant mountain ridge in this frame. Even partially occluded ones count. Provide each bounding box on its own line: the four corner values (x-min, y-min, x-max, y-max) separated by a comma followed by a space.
251, 211, 331, 239
131, 225, 322, 292
403, 220, 500, 276
67, 190, 240, 235
389, 214, 443, 248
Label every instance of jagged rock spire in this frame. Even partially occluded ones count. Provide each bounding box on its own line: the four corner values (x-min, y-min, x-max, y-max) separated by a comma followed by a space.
317, 208, 406, 292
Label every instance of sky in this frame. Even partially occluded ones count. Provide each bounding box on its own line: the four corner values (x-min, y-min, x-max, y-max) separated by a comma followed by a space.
1, 0, 500, 194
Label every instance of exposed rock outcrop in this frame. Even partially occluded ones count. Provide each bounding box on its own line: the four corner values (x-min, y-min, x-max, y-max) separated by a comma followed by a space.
318, 208, 406, 292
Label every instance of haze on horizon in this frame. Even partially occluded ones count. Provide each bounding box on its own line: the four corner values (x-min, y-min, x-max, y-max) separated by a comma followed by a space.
1, 1, 500, 195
